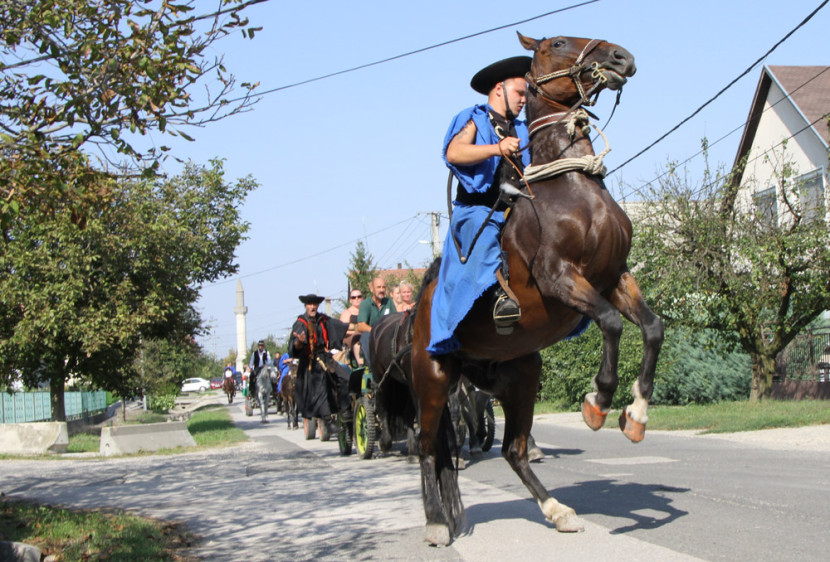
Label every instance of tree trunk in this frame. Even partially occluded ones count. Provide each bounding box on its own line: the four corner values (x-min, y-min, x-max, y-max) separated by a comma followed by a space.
50, 374, 66, 421
749, 352, 776, 402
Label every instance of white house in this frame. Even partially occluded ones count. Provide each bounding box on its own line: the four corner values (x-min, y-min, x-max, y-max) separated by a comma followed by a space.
732, 65, 829, 226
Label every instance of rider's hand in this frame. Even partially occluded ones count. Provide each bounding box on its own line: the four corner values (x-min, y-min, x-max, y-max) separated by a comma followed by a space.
498, 136, 520, 158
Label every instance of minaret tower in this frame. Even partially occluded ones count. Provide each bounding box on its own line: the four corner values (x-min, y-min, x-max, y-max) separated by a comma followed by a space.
234, 279, 248, 373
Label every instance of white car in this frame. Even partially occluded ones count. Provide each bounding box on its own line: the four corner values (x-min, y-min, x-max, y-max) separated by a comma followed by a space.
181, 377, 210, 393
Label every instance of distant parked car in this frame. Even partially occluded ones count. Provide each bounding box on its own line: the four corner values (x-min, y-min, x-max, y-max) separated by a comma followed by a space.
181, 377, 210, 393
209, 377, 223, 390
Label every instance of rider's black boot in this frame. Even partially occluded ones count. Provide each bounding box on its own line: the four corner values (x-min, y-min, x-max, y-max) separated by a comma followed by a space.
493, 288, 521, 335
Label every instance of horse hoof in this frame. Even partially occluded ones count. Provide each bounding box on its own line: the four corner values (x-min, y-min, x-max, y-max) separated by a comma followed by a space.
424, 523, 451, 546
619, 408, 646, 443
528, 446, 545, 462
553, 510, 585, 533
581, 393, 608, 431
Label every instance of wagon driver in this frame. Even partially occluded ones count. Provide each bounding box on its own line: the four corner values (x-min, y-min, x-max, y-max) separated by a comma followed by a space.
288, 294, 352, 433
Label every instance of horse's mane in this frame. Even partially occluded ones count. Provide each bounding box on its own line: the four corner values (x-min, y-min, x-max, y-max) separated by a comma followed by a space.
415, 257, 441, 305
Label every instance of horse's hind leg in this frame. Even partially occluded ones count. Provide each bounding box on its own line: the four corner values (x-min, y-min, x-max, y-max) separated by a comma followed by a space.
499, 355, 583, 532
411, 347, 464, 546
610, 271, 664, 442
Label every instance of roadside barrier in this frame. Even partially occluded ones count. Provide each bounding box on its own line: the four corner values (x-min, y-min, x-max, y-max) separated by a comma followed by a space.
0, 422, 69, 455
99, 421, 196, 456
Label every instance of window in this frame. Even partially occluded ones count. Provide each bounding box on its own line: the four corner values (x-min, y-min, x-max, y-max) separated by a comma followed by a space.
754, 186, 777, 226
795, 169, 826, 224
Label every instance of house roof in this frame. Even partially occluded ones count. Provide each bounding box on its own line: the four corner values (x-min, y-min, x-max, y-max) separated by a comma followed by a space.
732, 65, 830, 179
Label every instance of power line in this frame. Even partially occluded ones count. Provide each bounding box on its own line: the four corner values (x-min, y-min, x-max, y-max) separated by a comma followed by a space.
204, 214, 420, 287
607, 0, 829, 178
229, 1, 602, 102
618, 66, 830, 203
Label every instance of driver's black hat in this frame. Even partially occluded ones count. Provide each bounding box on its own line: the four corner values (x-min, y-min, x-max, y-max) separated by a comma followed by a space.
298, 294, 325, 305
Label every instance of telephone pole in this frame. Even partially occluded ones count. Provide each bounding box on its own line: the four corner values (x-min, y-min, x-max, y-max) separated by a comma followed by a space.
429, 211, 441, 259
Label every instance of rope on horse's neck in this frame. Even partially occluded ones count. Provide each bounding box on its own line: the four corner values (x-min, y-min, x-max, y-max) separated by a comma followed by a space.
523, 111, 612, 183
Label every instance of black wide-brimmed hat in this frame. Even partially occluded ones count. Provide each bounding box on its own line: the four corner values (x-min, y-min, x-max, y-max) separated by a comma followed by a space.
470, 56, 533, 95
298, 294, 325, 305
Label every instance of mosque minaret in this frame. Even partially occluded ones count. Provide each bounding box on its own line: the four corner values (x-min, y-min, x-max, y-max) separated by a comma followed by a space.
234, 279, 248, 373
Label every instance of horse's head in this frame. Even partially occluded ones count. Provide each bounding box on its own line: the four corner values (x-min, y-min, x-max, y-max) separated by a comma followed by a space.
518, 33, 635, 110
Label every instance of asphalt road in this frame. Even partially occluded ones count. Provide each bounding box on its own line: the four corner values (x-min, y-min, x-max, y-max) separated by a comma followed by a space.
2, 398, 828, 561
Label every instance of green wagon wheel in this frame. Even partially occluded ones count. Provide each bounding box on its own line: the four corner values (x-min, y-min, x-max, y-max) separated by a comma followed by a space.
354, 395, 376, 459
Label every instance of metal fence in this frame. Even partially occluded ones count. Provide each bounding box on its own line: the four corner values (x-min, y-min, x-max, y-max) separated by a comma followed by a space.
780, 328, 830, 382
1, 390, 108, 423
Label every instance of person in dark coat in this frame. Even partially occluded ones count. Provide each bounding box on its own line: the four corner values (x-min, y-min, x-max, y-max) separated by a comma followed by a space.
288, 294, 350, 434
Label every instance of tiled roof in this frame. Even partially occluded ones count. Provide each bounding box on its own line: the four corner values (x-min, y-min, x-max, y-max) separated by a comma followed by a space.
767, 65, 830, 145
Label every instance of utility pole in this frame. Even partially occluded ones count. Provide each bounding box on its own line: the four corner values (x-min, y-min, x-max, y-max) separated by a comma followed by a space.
429, 211, 441, 260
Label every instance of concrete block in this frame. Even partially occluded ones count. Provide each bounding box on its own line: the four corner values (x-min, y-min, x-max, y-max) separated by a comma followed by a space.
0, 541, 42, 562
0, 422, 69, 455
100, 421, 197, 456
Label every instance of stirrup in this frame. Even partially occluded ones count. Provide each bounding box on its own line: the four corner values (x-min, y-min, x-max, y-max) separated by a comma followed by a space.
493, 292, 521, 335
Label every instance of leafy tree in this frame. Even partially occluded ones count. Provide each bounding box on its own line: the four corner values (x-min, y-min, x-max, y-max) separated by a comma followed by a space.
0, 0, 263, 230
630, 148, 830, 401
0, 159, 255, 419
343, 240, 377, 308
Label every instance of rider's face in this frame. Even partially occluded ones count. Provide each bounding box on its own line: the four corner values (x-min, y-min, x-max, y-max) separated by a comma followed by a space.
503, 77, 527, 116
305, 302, 318, 317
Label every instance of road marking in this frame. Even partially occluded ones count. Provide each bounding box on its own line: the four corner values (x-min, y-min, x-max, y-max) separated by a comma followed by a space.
586, 456, 678, 465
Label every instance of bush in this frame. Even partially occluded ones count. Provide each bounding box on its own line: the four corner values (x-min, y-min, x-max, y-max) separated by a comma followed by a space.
652, 330, 750, 405
147, 393, 176, 413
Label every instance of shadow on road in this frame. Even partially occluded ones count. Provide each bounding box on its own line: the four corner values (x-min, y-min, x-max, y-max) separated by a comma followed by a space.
463, 479, 689, 535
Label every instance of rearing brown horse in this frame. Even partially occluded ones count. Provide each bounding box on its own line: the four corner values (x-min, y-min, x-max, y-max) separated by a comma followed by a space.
411, 33, 664, 545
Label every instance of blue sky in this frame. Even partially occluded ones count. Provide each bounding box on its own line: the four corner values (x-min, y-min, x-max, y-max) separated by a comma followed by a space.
156, 0, 830, 358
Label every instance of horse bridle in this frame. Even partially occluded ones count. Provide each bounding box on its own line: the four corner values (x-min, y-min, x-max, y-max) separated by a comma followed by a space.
525, 38, 609, 109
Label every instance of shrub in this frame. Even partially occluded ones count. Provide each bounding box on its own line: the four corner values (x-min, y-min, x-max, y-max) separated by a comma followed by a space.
147, 393, 176, 414
652, 330, 750, 405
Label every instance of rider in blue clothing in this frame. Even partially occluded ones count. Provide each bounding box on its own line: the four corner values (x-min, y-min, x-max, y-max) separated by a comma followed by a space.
428, 56, 532, 355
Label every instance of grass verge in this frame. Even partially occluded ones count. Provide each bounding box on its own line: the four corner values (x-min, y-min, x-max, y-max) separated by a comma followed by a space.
496, 399, 830, 433
0, 499, 195, 561
66, 404, 247, 453
646, 400, 830, 433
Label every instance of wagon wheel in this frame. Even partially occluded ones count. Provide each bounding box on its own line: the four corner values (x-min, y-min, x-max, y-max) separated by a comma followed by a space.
477, 400, 496, 452
244, 397, 253, 417
338, 415, 353, 456
319, 417, 331, 442
303, 417, 318, 440
354, 395, 376, 459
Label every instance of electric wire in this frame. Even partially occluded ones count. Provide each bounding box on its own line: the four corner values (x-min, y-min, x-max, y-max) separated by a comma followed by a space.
607, 0, 829, 178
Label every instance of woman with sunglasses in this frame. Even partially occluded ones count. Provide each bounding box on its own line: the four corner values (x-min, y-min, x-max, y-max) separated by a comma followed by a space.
340, 290, 365, 365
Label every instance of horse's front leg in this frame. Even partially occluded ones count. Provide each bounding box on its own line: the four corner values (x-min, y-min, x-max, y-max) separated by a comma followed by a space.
498, 354, 584, 532
550, 271, 623, 430
610, 271, 664, 442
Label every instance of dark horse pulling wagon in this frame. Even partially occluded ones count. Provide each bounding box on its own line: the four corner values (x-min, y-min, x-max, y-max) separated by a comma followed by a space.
408, 33, 663, 546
